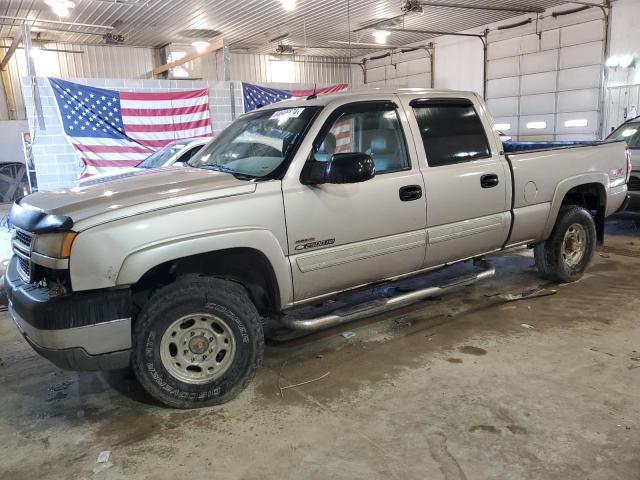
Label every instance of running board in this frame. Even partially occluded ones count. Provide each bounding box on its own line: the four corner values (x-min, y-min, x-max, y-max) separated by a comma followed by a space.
281, 259, 495, 332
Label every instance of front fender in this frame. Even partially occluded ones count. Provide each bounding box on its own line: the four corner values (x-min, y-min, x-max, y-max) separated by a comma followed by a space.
116, 228, 293, 308
542, 173, 608, 239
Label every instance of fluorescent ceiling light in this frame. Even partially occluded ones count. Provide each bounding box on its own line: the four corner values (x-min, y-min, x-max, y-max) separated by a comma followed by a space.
564, 119, 588, 128
494, 123, 511, 131
526, 121, 547, 129
372, 30, 391, 44
45, 0, 75, 17
192, 41, 210, 53
281, 0, 296, 11
622, 128, 638, 138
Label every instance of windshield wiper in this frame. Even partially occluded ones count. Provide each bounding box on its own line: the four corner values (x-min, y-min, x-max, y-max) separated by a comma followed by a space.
198, 163, 259, 180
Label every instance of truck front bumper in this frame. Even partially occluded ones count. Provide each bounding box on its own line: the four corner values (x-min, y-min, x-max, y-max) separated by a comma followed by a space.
4, 256, 132, 371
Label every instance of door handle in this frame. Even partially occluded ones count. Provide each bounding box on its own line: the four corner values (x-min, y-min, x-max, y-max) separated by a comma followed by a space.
399, 185, 423, 202
480, 174, 499, 188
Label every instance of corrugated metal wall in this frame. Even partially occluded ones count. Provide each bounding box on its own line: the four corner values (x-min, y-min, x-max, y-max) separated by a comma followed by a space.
202, 52, 351, 84
1, 41, 154, 120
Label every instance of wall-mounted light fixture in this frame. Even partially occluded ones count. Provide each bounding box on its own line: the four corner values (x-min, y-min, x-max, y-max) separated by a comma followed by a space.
606, 55, 636, 69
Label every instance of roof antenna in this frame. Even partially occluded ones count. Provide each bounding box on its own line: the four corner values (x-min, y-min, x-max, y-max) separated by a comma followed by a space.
307, 83, 317, 100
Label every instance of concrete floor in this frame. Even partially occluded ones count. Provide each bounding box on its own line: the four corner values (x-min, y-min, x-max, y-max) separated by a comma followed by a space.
1, 220, 640, 480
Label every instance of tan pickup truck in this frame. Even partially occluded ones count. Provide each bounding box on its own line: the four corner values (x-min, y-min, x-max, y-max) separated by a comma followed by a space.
5, 89, 629, 408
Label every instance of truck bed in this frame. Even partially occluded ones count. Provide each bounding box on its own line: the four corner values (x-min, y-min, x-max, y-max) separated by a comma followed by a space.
503, 140, 606, 153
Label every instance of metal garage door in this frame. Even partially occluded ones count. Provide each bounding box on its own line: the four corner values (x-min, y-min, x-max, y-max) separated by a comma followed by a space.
364, 48, 433, 88
486, 11, 606, 141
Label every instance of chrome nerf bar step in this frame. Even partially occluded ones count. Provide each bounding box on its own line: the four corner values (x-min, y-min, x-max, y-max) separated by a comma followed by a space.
281, 259, 495, 332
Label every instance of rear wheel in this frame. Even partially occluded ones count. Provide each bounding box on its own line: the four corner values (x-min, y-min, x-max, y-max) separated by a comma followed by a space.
132, 275, 264, 408
534, 205, 596, 283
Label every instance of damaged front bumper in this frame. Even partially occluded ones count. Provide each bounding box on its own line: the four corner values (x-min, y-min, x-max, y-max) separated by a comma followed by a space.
4, 256, 132, 371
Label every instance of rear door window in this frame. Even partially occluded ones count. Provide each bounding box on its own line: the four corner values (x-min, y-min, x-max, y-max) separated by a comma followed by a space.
412, 101, 491, 167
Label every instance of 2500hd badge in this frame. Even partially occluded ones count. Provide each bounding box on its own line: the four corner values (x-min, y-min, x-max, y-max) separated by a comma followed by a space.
294, 237, 336, 250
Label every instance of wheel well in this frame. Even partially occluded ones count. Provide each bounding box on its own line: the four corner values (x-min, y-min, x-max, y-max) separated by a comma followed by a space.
561, 182, 606, 244
131, 248, 281, 316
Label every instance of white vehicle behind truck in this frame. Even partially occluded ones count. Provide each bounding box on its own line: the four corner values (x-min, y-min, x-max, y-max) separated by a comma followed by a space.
5, 89, 629, 408
79, 137, 211, 185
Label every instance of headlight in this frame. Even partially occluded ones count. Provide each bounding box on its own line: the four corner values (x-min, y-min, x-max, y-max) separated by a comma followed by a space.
32, 232, 77, 259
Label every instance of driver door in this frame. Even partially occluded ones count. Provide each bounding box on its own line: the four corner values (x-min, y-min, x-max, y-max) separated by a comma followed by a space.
283, 100, 427, 303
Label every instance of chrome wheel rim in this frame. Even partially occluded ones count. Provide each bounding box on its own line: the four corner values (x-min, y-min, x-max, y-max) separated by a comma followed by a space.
160, 313, 236, 384
561, 223, 587, 268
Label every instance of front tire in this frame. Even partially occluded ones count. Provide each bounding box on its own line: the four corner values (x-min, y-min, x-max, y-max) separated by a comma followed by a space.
534, 205, 596, 283
132, 275, 264, 409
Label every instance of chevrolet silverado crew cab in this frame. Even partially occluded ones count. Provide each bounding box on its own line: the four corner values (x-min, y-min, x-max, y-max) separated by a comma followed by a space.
6, 89, 630, 408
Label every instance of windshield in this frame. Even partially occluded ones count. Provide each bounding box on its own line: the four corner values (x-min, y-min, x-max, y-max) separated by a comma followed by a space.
189, 106, 320, 179
607, 121, 640, 148
138, 140, 195, 169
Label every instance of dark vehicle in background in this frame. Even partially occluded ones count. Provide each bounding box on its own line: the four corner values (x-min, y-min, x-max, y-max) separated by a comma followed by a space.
607, 117, 640, 210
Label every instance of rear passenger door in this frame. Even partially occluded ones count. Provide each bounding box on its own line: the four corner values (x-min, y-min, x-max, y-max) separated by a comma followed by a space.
402, 97, 511, 266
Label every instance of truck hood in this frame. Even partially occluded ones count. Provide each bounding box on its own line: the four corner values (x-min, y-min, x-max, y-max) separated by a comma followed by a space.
19, 167, 256, 228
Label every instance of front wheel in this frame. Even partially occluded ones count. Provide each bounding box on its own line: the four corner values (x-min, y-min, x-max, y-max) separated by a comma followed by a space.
131, 275, 264, 409
534, 205, 596, 283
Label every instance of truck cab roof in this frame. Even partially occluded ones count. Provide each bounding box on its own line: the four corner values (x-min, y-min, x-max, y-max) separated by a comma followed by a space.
254, 88, 479, 111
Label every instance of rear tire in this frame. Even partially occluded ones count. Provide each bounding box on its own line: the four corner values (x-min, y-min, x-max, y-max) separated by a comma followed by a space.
534, 205, 596, 283
132, 275, 264, 409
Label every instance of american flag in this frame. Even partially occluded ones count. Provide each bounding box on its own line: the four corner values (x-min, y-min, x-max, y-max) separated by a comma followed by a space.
242, 82, 348, 112
49, 78, 213, 177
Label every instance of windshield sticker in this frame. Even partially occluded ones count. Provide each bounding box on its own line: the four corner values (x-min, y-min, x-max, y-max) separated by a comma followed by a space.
270, 108, 304, 121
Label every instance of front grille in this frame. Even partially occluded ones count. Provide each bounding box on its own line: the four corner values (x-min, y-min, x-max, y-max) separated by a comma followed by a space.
17, 255, 31, 282
14, 229, 32, 249
629, 175, 640, 191
12, 228, 33, 283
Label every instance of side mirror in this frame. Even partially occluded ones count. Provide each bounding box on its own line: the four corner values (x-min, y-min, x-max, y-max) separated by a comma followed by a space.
301, 152, 376, 185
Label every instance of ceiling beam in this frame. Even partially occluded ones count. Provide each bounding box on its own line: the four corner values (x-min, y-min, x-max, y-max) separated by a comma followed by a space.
416, 1, 544, 14
384, 27, 485, 39
0, 27, 23, 71
152, 39, 224, 77
0, 15, 113, 30
352, 14, 407, 33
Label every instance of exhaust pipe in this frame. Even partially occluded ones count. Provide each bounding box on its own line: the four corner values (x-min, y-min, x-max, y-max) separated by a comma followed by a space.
281, 259, 495, 331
